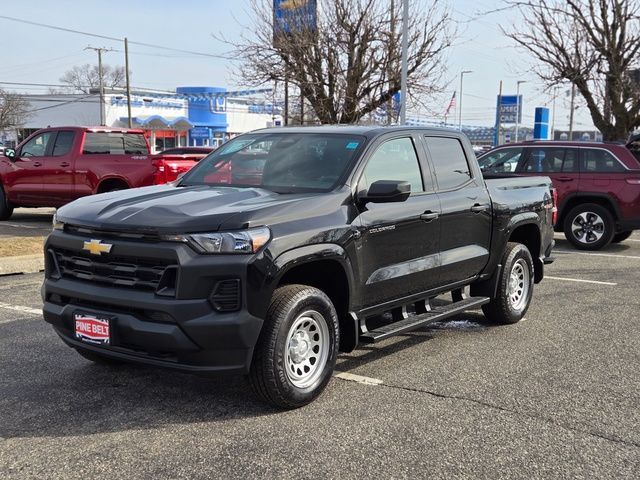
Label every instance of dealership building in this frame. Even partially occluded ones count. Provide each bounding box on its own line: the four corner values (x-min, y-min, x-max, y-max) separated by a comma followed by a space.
14, 87, 282, 152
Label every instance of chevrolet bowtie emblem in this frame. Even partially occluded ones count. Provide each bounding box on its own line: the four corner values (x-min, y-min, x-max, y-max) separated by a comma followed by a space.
82, 239, 113, 256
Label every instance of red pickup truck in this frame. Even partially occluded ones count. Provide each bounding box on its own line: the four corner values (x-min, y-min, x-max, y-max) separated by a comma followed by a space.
0, 127, 201, 220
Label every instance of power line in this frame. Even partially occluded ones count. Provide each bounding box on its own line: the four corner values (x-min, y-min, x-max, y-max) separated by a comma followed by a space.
0, 15, 229, 59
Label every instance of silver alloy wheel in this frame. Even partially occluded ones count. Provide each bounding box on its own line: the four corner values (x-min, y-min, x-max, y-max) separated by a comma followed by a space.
508, 259, 530, 311
285, 310, 330, 389
571, 211, 605, 244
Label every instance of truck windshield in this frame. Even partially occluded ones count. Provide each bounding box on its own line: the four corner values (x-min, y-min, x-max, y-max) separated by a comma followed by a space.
180, 133, 366, 193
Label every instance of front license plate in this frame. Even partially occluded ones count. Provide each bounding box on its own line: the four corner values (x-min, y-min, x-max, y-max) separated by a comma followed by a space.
75, 314, 110, 345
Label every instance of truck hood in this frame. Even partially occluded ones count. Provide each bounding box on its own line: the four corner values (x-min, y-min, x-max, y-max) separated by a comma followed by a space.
56, 184, 336, 234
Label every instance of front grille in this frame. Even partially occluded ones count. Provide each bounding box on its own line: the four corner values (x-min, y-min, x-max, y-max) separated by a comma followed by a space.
52, 247, 176, 292
210, 279, 241, 312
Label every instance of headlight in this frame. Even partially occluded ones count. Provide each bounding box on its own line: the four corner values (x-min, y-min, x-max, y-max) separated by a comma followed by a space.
163, 227, 271, 254
52, 213, 64, 231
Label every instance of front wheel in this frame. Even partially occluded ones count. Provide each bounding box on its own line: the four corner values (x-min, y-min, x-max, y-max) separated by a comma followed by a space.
563, 203, 615, 250
482, 242, 534, 325
249, 284, 339, 409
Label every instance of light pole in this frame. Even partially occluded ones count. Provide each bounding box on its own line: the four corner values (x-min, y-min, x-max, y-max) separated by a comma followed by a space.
458, 70, 472, 131
515, 80, 526, 142
550, 85, 560, 140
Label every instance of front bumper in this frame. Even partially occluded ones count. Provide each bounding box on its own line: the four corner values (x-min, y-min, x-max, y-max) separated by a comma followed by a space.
41, 230, 267, 374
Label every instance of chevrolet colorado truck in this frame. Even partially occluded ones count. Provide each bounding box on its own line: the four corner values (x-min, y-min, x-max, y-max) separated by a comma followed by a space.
42, 126, 555, 408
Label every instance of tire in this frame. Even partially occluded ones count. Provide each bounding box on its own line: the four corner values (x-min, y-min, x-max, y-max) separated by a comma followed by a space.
482, 242, 534, 325
0, 184, 14, 221
76, 347, 123, 365
563, 203, 615, 250
612, 231, 633, 243
249, 284, 339, 409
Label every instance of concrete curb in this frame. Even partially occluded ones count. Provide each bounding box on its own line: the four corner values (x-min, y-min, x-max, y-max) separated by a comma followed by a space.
0, 254, 44, 276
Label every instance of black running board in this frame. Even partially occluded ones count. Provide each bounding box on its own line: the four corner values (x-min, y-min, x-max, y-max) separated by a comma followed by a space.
360, 296, 490, 344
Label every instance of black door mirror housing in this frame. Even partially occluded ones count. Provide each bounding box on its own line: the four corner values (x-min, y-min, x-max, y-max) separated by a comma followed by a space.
360, 180, 411, 204
3, 148, 16, 161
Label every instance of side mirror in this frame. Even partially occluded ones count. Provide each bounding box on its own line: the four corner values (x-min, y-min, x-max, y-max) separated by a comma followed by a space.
3, 148, 16, 161
360, 180, 411, 204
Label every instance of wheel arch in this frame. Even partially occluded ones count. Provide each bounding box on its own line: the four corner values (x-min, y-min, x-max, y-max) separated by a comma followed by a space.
272, 244, 357, 352
558, 193, 620, 226
95, 176, 131, 194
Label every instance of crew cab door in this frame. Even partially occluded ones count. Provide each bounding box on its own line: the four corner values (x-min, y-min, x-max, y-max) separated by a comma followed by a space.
40, 130, 77, 206
423, 135, 492, 285
355, 134, 441, 308
2, 130, 56, 205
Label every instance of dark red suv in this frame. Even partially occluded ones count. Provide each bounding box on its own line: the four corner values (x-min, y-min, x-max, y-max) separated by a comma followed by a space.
478, 141, 640, 250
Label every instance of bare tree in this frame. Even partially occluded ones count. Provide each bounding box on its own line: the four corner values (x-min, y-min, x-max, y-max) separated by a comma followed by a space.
0, 89, 30, 131
60, 64, 127, 94
225, 0, 456, 124
503, 0, 640, 140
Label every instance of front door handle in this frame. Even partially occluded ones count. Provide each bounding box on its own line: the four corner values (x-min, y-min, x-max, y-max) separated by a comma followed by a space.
60, 162, 70, 167
421, 211, 439, 222
556, 176, 573, 182
471, 203, 489, 213
32, 161, 42, 167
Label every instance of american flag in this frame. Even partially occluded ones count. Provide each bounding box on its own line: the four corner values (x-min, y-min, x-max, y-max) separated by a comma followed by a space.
444, 91, 456, 116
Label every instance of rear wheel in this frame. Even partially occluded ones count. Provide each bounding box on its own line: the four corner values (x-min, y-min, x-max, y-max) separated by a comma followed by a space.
563, 203, 615, 250
0, 185, 14, 221
249, 284, 339, 409
612, 231, 633, 243
482, 242, 534, 325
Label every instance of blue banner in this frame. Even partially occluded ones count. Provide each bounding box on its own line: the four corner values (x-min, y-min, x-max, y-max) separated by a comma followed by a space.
274, 0, 317, 37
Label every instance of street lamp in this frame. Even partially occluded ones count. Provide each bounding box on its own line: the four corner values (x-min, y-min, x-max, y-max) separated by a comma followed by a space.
515, 80, 527, 142
458, 70, 472, 131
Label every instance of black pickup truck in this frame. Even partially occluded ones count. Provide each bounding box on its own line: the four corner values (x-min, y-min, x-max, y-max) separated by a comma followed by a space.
42, 126, 555, 408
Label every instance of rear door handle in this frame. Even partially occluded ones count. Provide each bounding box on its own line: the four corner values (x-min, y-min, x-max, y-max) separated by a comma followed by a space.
420, 211, 439, 222
60, 162, 70, 167
471, 204, 489, 213
32, 162, 42, 167
556, 176, 573, 182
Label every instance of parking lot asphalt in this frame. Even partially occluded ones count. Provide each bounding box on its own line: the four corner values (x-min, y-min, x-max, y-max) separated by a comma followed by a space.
0, 208, 55, 238
0, 233, 639, 479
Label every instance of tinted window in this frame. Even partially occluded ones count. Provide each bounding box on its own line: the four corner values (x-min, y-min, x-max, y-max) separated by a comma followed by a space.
21, 132, 54, 157
52, 131, 75, 156
82, 132, 148, 155
183, 133, 365, 193
523, 147, 570, 173
478, 147, 523, 173
424, 136, 471, 190
360, 137, 424, 193
582, 149, 625, 172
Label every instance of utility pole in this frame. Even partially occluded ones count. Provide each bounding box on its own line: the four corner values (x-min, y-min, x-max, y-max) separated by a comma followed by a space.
85, 46, 112, 126
400, 0, 408, 124
568, 83, 576, 140
515, 80, 526, 142
550, 85, 560, 140
458, 70, 472, 131
124, 38, 132, 128
494, 80, 503, 146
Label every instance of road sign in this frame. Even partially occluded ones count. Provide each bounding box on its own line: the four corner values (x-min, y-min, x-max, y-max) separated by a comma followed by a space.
273, 0, 317, 38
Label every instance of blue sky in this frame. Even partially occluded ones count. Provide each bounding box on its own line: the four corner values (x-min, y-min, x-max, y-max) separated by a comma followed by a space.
0, 0, 594, 129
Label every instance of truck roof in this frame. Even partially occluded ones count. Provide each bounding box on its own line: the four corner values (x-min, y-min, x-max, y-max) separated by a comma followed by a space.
34, 126, 146, 134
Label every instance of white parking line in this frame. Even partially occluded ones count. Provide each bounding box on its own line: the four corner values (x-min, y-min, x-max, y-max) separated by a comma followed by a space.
334, 372, 384, 386
554, 250, 640, 260
545, 276, 617, 286
0, 302, 42, 317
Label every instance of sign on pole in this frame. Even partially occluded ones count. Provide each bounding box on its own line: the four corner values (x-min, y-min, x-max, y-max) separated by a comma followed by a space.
497, 95, 523, 124
273, 0, 318, 40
